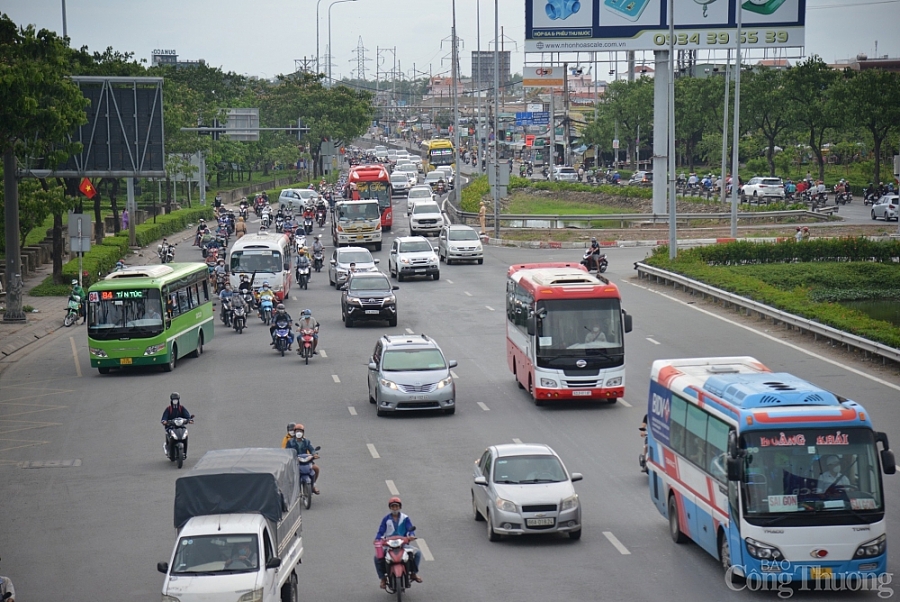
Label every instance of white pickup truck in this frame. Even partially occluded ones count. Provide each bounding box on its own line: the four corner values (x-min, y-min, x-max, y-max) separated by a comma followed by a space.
157, 448, 304, 602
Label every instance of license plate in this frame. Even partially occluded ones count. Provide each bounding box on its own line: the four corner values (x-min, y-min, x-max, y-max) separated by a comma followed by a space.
365, 310, 380, 315
120, 357, 133, 365
410, 395, 427, 400
572, 390, 592, 396
526, 518, 555, 527
355, 235, 364, 240
415, 269, 426, 273
809, 567, 832, 580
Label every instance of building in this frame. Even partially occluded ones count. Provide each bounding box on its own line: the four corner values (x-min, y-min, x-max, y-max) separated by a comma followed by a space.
471, 51, 511, 89
426, 76, 466, 100
150, 49, 204, 69
831, 54, 900, 73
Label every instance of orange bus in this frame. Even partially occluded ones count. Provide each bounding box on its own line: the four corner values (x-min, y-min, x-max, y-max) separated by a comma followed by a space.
348, 164, 393, 231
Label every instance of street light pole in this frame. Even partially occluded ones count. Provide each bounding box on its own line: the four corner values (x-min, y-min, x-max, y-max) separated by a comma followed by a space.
492, 0, 500, 239
328, 0, 358, 85
61, 0, 67, 38
451, 0, 461, 207
316, 0, 326, 74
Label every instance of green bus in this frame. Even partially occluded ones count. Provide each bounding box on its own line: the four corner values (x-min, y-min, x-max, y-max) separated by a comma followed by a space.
87, 263, 214, 374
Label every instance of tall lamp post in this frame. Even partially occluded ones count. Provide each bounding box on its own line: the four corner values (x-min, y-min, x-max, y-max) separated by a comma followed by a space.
316, 0, 326, 74
451, 0, 461, 207
328, 0, 358, 85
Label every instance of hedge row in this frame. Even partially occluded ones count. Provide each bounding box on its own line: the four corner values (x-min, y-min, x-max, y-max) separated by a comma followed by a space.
31, 206, 214, 296
666, 237, 900, 266
644, 241, 900, 349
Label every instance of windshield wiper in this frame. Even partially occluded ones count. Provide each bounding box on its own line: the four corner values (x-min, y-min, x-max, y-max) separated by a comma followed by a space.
518, 479, 559, 484
493, 479, 519, 484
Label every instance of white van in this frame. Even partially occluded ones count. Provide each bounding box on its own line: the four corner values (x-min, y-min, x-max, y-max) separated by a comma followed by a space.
228, 231, 293, 300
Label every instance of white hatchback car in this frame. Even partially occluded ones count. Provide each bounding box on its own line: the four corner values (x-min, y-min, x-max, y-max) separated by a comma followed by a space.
872, 195, 899, 221
438, 224, 483, 265
390, 172, 410, 196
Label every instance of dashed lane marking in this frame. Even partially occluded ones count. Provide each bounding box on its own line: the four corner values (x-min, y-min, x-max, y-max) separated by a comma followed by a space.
405, 328, 415, 334
603, 531, 631, 555
69, 337, 81, 378
446, 279, 454, 284
619, 399, 633, 408
332, 374, 341, 383
464, 291, 472, 297
646, 337, 660, 345
367, 444, 380, 459
386, 479, 399, 495
417, 538, 434, 561
477, 402, 490, 411
348, 407, 357, 416
512, 438, 523, 444
450, 370, 459, 379
485, 306, 495, 311
319, 350, 328, 358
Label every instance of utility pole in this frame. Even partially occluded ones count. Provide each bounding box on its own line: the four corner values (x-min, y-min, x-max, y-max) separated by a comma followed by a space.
294, 57, 315, 74
492, 0, 500, 238
451, 0, 461, 206
563, 62, 569, 168
730, 4, 744, 238
476, 0, 482, 173
3, 148, 25, 322
350, 36, 371, 80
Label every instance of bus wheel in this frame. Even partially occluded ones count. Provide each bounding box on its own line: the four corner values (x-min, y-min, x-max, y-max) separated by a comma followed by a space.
164, 345, 177, 372
98, 367, 110, 375
719, 531, 736, 579
191, 332, 204, 358
668, 495, 688, 544
514, 364, 524, 390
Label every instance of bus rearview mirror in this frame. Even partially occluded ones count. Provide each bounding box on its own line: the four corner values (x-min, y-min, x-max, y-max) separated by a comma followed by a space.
726, 457, 743, 482
882, 449, 896, 475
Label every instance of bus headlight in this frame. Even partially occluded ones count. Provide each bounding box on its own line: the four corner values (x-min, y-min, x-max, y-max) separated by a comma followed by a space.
855, 534, 886, 559
540, 378, 558, 388
89, 347, 108, 358
144, 344, 166, 355
745, 537, 784, 561
605, 377, 623, 387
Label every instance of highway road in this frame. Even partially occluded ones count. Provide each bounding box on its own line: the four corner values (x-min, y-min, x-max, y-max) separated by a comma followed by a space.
2, 189, 899, 601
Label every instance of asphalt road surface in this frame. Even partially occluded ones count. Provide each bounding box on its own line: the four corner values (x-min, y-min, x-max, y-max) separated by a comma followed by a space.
2, 192, 900, 601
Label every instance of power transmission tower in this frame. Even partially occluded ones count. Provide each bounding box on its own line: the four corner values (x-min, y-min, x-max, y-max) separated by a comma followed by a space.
350, 36, 371, 81
294, 56, 316, 75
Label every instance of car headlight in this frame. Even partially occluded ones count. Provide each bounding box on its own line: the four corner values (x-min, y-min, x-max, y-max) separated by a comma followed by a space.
336, 225, 344, 233
428, 255, 438, 264
475, 244, 483, 252
337, 268, 348, 276
449, 246, 460, 252
855, 534, 887, 559
375, 223, 382, 231
561, 494, 579, 511
745, 537, 784, 561
161, 596, 181, 602
347, 296, 361, 306
380, 378, 399, 390
400, 258, 411, 265
436, 376, 453, 389
237, 589, 263, 602
385, 295, 396, 304
495, 498, 517, 513
605, 376, 623, 387
89, 347, 108, 358
144, 344, 166, 355
540, 378, 558, 388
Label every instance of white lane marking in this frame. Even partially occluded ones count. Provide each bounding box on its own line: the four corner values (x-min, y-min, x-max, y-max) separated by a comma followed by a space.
386, 479, 399, 495
292, 296, 298, 301
446, 279, 454, 284
69, 337, 81, 378
464, 291, 473, 297
603, 531, 631, 555
626, 280, 900, 392
485, 306, 495, 311
512, 438, 523, 444
417, 538, 434, 562
450, 370, 459, 379
319, 350, 328, 358
646, 337, 661, 345
367, 444, 380, 459
618, 399, 633, 408
477, 401, 490, 411
348, 407, 357, 416
332, 374, 341, 383
405, 328, 415, 334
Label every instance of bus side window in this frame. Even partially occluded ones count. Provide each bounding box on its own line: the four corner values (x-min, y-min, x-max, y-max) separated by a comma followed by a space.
686, 404, 708, 466
669, 395, 687, 456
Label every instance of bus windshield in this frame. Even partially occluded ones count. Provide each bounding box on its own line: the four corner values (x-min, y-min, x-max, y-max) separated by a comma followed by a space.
535, 298, 623, 355
338, 202, 381, 221
356, 182, 389, 203
741, 428, 884, 524
230, 250, 283, 274
429, 148, 454, 166
87, 289, 164, 340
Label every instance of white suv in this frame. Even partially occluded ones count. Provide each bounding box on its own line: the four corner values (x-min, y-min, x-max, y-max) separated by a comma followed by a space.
389, 236, 440, 281
741, 177, 785, 202
409, 201, 444, 236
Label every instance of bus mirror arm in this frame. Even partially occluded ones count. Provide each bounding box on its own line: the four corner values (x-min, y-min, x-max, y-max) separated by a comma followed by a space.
875, 432, 896, 474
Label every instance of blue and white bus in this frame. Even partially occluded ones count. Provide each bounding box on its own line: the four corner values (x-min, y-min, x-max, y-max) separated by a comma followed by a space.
646, 356, 896, 587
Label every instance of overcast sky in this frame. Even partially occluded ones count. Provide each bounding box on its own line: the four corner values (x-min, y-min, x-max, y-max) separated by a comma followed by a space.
3, 0, 897, 81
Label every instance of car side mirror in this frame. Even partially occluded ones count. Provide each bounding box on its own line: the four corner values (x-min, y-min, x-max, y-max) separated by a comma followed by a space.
157, 562, 169, 574
265, 557, 282, 570
339, 285, 347, 291
368, 362, 377, 370
570, 472, 583, 482
392, 285, 400, 291
374, 259, 380, 264
448, 360, 458, 368
474, 476, 488, 487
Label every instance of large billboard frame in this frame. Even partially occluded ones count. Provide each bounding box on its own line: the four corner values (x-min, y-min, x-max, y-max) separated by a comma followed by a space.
526, 0, 806, 53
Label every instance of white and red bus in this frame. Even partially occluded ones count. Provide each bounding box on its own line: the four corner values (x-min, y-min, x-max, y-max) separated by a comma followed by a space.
506, 263, 632, 405
348, 164, 393, 231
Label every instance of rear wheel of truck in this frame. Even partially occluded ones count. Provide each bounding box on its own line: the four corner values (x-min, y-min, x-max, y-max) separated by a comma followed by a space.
281, 570, 298, 602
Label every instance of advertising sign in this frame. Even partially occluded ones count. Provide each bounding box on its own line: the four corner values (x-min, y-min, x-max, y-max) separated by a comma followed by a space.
527, 102, 544, 113
525, 0, 805, 52
522, 65, 565, 88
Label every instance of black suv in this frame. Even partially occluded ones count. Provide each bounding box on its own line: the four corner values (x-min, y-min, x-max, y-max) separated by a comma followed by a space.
341, 272, 399, 328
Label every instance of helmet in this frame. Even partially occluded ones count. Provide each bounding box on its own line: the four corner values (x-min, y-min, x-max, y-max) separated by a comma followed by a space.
591, 237, 597, 243
199, 218, 206, 223
72, 279, 79, 286
170, 392, 181, 406
287, 422, 296, 433
276, 303, 286, 312
315, 235, 321, 240
301, 309, 311, 317
263, 281, 271, 287
388, 496, 402, 509
299, 248, 306, 255
241, 274, 249, 281
295, 423, 305, 432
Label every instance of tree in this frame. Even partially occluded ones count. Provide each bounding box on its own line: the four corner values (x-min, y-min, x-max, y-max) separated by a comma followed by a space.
783, 57, 840, 181
742, 67, 792, 177
674, 76, 724, 171
595, 79, 653, 168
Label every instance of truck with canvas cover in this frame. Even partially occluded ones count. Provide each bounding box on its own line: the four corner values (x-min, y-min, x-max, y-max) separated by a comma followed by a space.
158, 448, 304, 602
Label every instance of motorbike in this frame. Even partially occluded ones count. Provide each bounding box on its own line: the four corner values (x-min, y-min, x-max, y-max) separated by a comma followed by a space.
864, 191, 880, 206
157, 242, 176, 264
165, 415, 194, 469
273, 321, 292, 356
298, 446, 321, 509
836, 191, 852, 205
298, 327, 316, 364
239, 204, 249, 220
220, 297, 233, 327
64, 294, 82, 327
376, 535, 418, 599
303, 216, 314, 235
275, 215, 285, 233
316, 206, 327, 227
313, 249, 324, 272
581, 249, 608, 274
259, 298, 274, 325
261, 211, 271, 229
232, 303, 246, 334
296, 265, 310, 290
215, 272, 228, 294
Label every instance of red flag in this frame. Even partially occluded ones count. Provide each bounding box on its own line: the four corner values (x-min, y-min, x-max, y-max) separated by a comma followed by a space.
79, 177, 97, 199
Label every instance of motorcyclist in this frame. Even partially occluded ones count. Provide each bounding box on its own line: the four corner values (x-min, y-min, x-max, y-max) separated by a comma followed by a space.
312, 235, 325, 255
375, 497, 422, 588
281, 422, 297, 448
70, 279, 86, 323
160, 392, 192, 459
218, 282, 235, 323
296, 309, 320, 355
295, 248, 311, 281
270, 303, 294, 349
286, 423, 320, 494
586, 237, 602, 271
213, 258, 229, 292
0, 558, 15, 602
194, 218, 207, 246
257, 281, 277, 318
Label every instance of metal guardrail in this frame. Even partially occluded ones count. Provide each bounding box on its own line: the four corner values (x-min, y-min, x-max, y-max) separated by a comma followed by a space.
634, 262, 900, 366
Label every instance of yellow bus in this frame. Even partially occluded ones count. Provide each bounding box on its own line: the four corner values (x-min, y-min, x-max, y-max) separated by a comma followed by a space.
424, 139, 455, 172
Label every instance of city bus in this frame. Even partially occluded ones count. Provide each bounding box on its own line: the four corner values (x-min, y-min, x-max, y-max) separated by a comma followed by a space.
646, 356, 895, 587
348, 163, 393, 231
424, 139, 454, 172
506, 263, 632, 405
87, 263, 214, 374
228, 230, 293, 300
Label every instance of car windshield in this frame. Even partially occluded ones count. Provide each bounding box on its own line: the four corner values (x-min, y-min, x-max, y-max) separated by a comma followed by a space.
399, 240, 433, 253
391, 175, 408, 183
493, 455, 567, 484
338, 202, 381, 220
230, 250, 283, 274
349, 276, 390, 292
170, 534, 259, 575
408, 189, 431, 199
382, 348, 446, 371
413, 203, 440, 215
449, 229, 479, 241
338, 250, 373, 265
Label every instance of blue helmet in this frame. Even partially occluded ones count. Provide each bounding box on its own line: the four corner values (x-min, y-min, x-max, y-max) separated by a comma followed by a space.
302, 309, 312, 317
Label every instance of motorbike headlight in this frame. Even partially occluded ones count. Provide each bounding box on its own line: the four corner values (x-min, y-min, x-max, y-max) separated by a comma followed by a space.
237, 589, 263, 602
540, 378, 558, 388
560, 494, 579, 511
89, 347, 108, 358
495, 498, 517, 513
745, 537, 784, 561
436, 376, 453, 389
855, 534, 887, 559
144, 344, 166, 355
605, 376, 623, 387
380, 378, 399, 390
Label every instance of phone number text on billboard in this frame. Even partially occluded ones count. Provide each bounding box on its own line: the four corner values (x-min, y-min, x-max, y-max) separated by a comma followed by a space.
526, 27, 803, 52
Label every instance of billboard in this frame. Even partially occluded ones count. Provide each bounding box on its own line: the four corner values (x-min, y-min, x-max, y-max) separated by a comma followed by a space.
522, 65, 565, 88
525, 0, 805, 52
